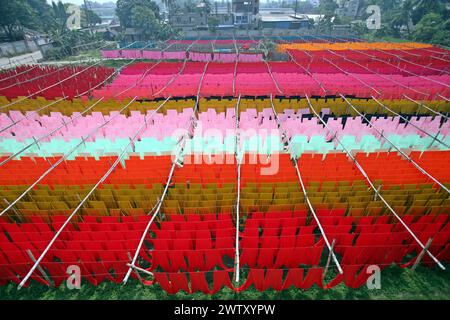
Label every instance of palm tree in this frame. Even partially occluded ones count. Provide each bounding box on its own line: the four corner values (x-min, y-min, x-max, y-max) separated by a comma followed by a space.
410, 0, 447, 24
51, 1, 69, 34
390, 0, 415, 35
390, 0, 447, 35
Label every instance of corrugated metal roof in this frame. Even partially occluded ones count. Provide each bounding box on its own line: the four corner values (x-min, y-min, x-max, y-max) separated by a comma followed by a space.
260, 14, 310, 23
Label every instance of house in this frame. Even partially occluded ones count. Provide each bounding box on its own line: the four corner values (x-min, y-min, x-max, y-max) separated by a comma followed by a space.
169, 2, 234, 30
232, 0, 260, 28
169, 12, 208, 31
260, 8, 312, 29
210, 5, 234, 27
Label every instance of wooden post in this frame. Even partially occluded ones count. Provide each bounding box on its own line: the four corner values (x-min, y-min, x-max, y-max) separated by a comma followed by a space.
322, 239, 336, 281
412, 238, 433, 271
127, 252, 143, 282
26, 249, 54, 287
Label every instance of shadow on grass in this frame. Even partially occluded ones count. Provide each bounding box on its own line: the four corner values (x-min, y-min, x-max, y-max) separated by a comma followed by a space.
1, 265, 449, 300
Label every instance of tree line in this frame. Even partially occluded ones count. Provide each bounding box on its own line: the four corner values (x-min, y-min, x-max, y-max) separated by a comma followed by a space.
0, 0, 105, 59
0, 0, 102, 41
360, 0, 450, 47
317, 0, 450, 47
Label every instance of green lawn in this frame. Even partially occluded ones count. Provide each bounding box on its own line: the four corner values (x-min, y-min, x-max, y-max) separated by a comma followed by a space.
1, 265, 449, 300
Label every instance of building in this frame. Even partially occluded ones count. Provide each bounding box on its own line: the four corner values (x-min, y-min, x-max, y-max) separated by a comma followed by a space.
169, 12, 208, 30
169, 2, 235, 30
210, 5, 234, 27
260, 8, 312, 29
335, 0, 361, 19
232, 0, 260, 27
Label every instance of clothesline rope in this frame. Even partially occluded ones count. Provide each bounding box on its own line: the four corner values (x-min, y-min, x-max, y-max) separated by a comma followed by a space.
16, 96, 171, 289
269, 94, 344, 275
0, 41, 111, 91
340, 94, 450, 194
305, 94, 446, 271
123, 88, 206, 284
0, 97, 138, 218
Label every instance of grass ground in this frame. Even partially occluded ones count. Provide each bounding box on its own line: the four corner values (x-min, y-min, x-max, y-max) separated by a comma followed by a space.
1, 265, 449, 300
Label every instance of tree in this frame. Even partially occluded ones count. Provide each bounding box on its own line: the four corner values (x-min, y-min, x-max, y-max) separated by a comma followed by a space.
351, 21, 369, 37
116, 0, 161, 28
292, 1, 317, 14
354, 0, 449, 47
131, 4, 158, 38
81, 8, 102, 28
0, 0, 37, 40
411, 0, 448, 24
317, 0, 338, 34
154, 21, 177, 40
389, 0, 415, 36
413, 12, 450, 46
0, 0, 104, 58
26, 0, 54, 31
183, 0, 197, 13
208, 16, 220, 33
51, 1, 69, 34
430, 26, 450, 47
198, 0, 212, 25
116, 0, 176, 40
319, 0, 338, 16
164, 0, 181, 17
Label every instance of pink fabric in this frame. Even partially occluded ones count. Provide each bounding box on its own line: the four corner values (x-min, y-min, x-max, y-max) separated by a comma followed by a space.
238, 53, 263, 62
142, 51, 163, 60
101, 50, 263, 63
91, 61, 450, 99
190, 52, 213, 62
121, 50, 142, 59
101, 50, 120, 58
162, 51, 186, 60
3, 110, 446, 143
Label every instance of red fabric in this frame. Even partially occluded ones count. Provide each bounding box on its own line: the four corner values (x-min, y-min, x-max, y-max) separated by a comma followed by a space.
323, 273, 344, 289
150, 251, 170, 270
351, 266, 372, 288
186, 251, 205, 271
169, 273, 190, 294
274, 248, 293, 268
291, 246, 323, 266
211, 270, 232, 294
256, 248, 277, 268
168, 251, 188, 272
240, 248, 258, 266
0, 65, 114, 100
195, 231, 212, 249
301, 268, 323, 289
279, 236, 296, 248
154, 273, 172, 293
237, 269, 265, 292
190, 272, 210, 294
282, 268, 304, 290
43, 263, 66, 287
205, 251, 227, 270
1, 210, 449, 291
264, 269, 284, 291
